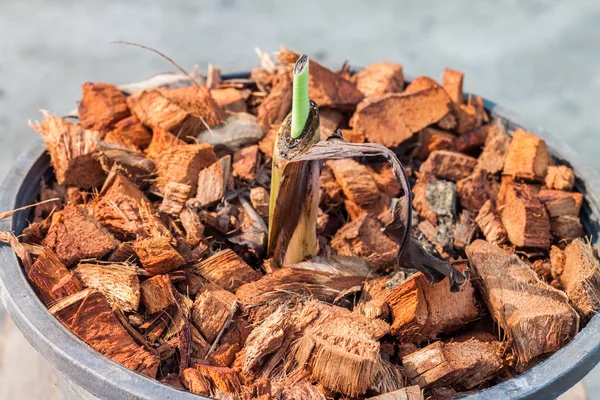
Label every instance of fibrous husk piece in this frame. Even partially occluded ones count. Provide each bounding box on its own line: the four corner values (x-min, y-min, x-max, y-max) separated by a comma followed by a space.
74, 262, 140, 312
475, 200, 507, 245
210, 87, 250, 113
351, 62, 404, 98
442, 68, 464, 104
198, 112, 264, 150
31, 113, 106, 188
501, 183, 551, 249
355, 277, 391, 320
154, 143, 218, 195
189, 155, 230, 207
475, 121, 511, 174
233, 144, 260, 181
127, 86, 224, 140
503, 128, 549, 181
328, 158, 381, 206
562, 239, 600, 318
50, 289, 159, 377
538, 189, 583, 217
420, 150, 477, 182
191, 282, 237, 343
159, 182, 191, 215
545, 165, 575, 191
105, 115, 152, 150
386, 271, 478, 343
195, 249, 262, 292
78, 82, 131, 133
257, 72, 292, 133
145, 127, 186, 159
350, 87, 451, 148
27, 248, 83, 305
331, 214, 399, 271
140, 274, 176, 314
183, 365, 241, 397
367, 386, 424, 400
466, 240, 579, 363
413, 128, 456, 161
402, 339, 503, 390
133, 236, 184, 275
180, 207, 205, 246
278, 49, 364, 109
43, 205, 119, 266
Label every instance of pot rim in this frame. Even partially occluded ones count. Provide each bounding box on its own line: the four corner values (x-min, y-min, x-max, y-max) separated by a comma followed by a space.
0, 73, 599, 400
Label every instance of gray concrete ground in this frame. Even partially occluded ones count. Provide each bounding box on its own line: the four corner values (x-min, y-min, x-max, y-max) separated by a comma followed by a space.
1, 0, 599, 397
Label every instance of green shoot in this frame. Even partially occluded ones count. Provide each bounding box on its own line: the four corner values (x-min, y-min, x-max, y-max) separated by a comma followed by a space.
291, 55, 310, 139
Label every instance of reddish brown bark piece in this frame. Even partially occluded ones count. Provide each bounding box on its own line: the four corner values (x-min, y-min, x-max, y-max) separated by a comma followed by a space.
159, 182, 191, 215
502, 183, 551, 249
145, 127, 186, 159
457, 169, 497, 212
279, 49, 364, 109
538, 189, 582, 217
404, 76, 438, 94
127, 86, 224, 139
345, 194, 391, 222
93, 170, 153, 238
74, 263, 140, 312
28, 248, 83, 305
43, 205, 119, 265
475, 200, 507, 245
189, 365, 242, 396
31, 114, 106, 188
420, 150, 477, 182
466, 240, 579, 363
453, 210, 477, 250
386, 272, 479, 343
105, 116, 152, 150
133, 237, 184, 275
182, 368, 211, 396
50, 289, 159, 377
195, 249, 262, 292
550, 215, 584, 242
233, 145, 259, 181
341, 128, 366, 143
545, 165, 575, 191
443, 68, 464, 104
454, 124, 489, 153
503, 128, 549, 180
190, 155, 230, 207
257, 125, 278, 158
453, 97, 487, 135
331, 214, 399, 271
250, 187, 270, 221
562, 239, 600, 318
351, 62, 404, 98
476, 122, 511, 174
140, 274, 176, 314
257, 72, 292, 133
191, 282, 237, 343
328, 159, 381, 206
180, 207, 205, 246
318, 164, 344, 209
402, 339, 503, 390
413, 128, 456, 161
367, 386, 424, 400
319, 108, 345, 140
154, 143, 218, 195
367, 162, 402, 198
211, 88, 250, 113
79, 82, 130, 133
350, 87, 451, 148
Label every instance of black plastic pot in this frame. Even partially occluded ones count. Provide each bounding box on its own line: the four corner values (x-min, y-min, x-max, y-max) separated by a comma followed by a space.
1, 74, 599, 400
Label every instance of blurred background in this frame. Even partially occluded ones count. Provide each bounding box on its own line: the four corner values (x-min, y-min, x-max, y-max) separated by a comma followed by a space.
0, 0, 598, 398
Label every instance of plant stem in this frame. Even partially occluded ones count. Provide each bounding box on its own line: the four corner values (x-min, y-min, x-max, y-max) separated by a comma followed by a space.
291, 55, 310, 139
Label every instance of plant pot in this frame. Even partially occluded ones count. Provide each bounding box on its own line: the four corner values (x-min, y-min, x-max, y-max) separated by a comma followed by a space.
0, 73, 599, 400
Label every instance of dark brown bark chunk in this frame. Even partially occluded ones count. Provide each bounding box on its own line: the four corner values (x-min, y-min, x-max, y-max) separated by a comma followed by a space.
466, 240, 579, 363
79, 82, 130, 133
501, 183, 551, 249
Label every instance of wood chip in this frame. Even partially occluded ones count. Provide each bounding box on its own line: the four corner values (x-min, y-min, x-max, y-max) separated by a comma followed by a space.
257, 72, 292, 133
50, 289, 159, 377
475, 122, 511, 174
403, 339, 503, 389
185, 365, 241, 396
31, 113, 106, 188
420, 150, 477, 182
74, 263, 140, 312
319, 108, 345, 140
454, 97, 488, 135
453, 210, 477, 250
133, 237, 184, 275
190, 155, 231, 207
191, 282, 237, 343
127, 86, 224, 140
454, 124, 489, 153
140, 274, 176, 314
195, 249, 262, 292
328, 159, 381, 206
318, 164, 344, 209
550, 215, 584, 242
457, 169, 497, 212
503, 128, 549, 180
475, 200, 507, 245
105, 115, 152, 150
43, 205, 119, 265
545, 165, 575, 191
27, 248, 83, 305
442, 68, 464, 104
331, 214, 399, 271
501, 183, 551, 249
562, 239, 600, 318
233, 145, 259, 181
79, 82, 130, 133
466, 240, 579, 363
351, 62, 404, 98
366, 162, 402, 198
538, 189, 582, 217
367, 386, 424, 400
350, 87, 451, 148
159, 182, 192, 215
180, 207, 205, 246
413, 128, 456, 161
250, 187, 270, 221
210, 88, 250, 113
145, 127, 186, 159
